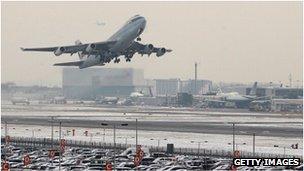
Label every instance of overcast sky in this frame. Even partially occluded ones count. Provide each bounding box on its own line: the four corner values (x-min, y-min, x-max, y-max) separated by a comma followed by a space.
2, 1, 302, 87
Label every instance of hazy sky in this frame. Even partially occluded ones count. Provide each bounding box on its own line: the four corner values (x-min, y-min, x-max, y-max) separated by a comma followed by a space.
2, 1, 303, 86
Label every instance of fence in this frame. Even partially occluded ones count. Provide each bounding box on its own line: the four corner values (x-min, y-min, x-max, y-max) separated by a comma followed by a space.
1, 136, 302, 160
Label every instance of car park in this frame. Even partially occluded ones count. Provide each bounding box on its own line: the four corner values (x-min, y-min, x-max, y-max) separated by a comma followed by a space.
1, 145, 302, 171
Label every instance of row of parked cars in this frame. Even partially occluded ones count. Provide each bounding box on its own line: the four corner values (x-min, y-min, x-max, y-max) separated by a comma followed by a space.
1, 145, 303, 170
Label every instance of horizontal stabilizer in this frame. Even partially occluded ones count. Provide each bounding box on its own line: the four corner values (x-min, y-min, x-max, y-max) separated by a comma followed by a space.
53, 61, 84, 66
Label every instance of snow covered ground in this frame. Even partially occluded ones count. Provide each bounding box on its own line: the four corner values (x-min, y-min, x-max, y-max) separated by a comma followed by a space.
1, 103, 303, 157
2, 124, 302, 156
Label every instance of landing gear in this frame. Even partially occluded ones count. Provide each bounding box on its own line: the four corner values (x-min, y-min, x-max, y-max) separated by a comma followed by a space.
136, 37, 141, 41
105, 57, 111, 63
114, 58, 120, 63
126, 58, 131, 62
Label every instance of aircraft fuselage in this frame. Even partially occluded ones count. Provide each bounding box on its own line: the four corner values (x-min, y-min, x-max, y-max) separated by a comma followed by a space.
79, 16, 146, 69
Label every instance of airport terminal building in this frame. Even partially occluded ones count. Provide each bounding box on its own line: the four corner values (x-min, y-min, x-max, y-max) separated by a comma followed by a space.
246, 87, 303, 99
154, 79, 212, 96
62, 68, 144, 99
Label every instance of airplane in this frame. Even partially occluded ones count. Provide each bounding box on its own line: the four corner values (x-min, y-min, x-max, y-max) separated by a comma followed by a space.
203, 82, 270, 108
96, 21, 106, 26
130, 86, 153, 98
95, 96, 119, 105
130, 92, 145, 98
11, 97, 30, 105
21, 15, 172, 69
217, 82, 261, 101
218, 82, 272, 108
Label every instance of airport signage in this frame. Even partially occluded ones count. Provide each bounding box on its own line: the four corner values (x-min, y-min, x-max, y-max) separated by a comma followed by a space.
105, 161, 112, 171
2, 161, 9, 171
230, 164, 237, 171
134, 145, 144, 166
233, 150, 240, 158
48, 149, 55, 158
60, 139, 66, 152
23, 155, 31, 166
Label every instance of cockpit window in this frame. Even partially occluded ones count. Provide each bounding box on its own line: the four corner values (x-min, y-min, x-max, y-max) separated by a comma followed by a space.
126, 15, 142, 24
131, 16, 142, 22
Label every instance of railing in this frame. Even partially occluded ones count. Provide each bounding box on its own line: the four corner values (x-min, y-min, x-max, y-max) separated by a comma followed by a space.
1, 136, 302, 160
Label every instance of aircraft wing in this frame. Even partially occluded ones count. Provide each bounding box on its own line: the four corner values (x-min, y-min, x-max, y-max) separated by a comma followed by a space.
126, 41, 172, 57
53, 61, 84, 66
21, 41, 117, 56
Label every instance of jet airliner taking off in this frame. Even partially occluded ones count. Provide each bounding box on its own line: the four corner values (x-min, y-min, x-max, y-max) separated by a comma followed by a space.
21, 15, 172, 69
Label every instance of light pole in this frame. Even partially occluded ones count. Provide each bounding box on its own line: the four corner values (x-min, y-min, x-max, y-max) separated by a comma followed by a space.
31, 128, 41, 138
90, 133, 94, 147
113, 124, 116, 169
190, 140, 208, 170
150, 138, 167, 149
232, 123, 235, 153
118, 136, 128, 147
235, 142, 246, 151
274, 145, 286, 157
101, 122, 128, 170
59, 121, 62, 171
136, 118, 138, 148
190, 140, 208, 157
253, 133, 255, 156
4, 121, 8, 138
125, 118, 139, 148
50, 116, 54, 149
103, 128, 106, 144
117, 136, 129, 147
4, 121, 8, 160
49, 116, 57, 166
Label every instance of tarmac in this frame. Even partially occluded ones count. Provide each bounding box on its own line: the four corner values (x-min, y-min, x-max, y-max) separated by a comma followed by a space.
2, 116, 302, 138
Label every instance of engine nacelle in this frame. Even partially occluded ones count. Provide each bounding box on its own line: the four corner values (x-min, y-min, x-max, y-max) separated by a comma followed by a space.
86, 44, 96, 53
143, 44, 154, 54
156, 48, 166, 57
54, 47, 65, 56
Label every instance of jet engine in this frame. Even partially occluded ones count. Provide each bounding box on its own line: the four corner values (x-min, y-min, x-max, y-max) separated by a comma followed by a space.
143, 44, 154, 54
156, 48, 166, 57
86, 44, 96, 53
54, 47, 65, 56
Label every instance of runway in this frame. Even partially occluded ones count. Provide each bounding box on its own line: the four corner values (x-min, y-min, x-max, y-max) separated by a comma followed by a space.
2, 116, 302, 138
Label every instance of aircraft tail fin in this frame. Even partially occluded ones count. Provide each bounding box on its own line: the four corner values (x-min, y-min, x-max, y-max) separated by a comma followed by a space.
216, 87, 222, 95
249, 82, 258, 95
75, 40, 85, 60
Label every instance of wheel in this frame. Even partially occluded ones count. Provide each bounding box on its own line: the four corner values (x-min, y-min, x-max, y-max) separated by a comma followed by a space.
136, 37, 141, 41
